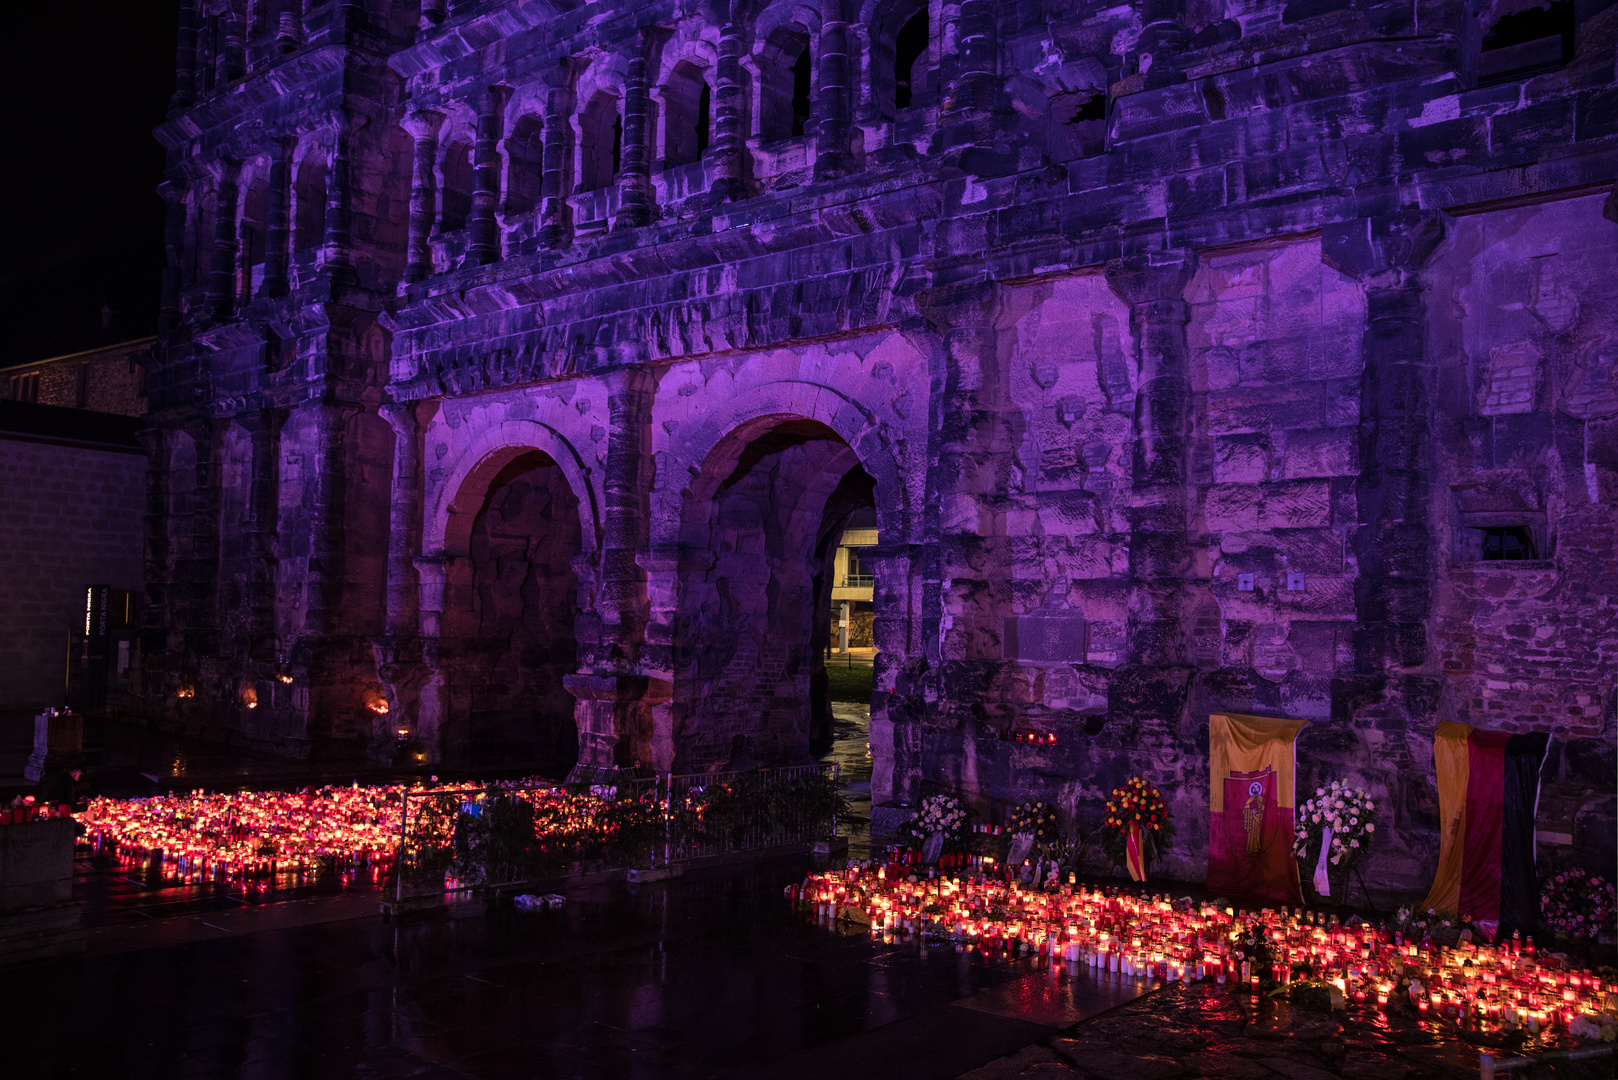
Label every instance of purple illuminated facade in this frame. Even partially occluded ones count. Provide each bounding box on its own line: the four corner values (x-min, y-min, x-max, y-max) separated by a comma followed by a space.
144, 0, 1617, 891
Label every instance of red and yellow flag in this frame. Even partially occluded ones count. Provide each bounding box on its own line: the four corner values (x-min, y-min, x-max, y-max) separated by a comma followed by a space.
1207, 713, 1309, 906
1126, 820, 1146, 882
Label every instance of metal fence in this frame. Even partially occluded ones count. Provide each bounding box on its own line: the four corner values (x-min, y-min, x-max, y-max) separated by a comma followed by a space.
388, 764, 840, 909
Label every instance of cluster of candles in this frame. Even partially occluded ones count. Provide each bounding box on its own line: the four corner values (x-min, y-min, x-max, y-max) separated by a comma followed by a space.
78, 784, 412, 881
77, 782, 618, 883
1009, 732, 1058, 745
791, 865, 1618, 1037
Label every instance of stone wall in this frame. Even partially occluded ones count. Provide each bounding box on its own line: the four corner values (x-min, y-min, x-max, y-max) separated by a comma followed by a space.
0, 338, 151, 417
142, 0, 1618, 891
0, 415, 146, 712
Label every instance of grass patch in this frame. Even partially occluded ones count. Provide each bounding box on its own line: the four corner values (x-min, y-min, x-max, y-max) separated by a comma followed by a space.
826, 663, 874, 703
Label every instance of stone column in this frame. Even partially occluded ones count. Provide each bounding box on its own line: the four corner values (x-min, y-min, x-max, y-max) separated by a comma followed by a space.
466, 84, 512, 266
1105, 249, 1198, 668
380, 401, 425, 638
615, 28, 668, 230
813, 0, 855, 181
538, 67, 576, 249
402, 108, 444, 283
205, 160, 240, 321
220, 4, 246, 83
1136, 0, 1188, 89
171, 0, 197, 115
1322, 211, 1446, 681
709, 12, 752, 199
938, 0, 1000, 150
909, 283, 1010, 805
158, 183, 185, 335
565, 366, 657, 773
322, 115, 354, 278
262, 136, 292, 298
241, 409, 287, 645
301, 401, 352, 639
275, 0, 303, 52
182, 420, 225, 656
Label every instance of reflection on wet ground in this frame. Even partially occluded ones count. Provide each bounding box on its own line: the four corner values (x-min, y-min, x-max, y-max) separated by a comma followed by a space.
819, 702, 874, 861
14, 857, 1146, 1080
4, 703, 1155, 1078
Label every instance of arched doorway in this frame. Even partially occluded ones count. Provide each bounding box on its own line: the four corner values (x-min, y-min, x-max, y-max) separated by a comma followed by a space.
444, 449, 582, 772
674, 417, 877, 772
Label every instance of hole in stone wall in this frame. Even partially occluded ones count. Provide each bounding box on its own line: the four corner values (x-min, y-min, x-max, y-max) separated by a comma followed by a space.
663, 61, 711, 169
680, 419, 878, 772
1479, 0, 1573, 83
292, 153, 328, 251
792, 46, 812, 136
439, 141, 474, 232
456, 450, 581, 772
505, 115, 544, 215
895, 9, 929, 110
1476, 525, 1536, 561
239, 171, 269, 296
760, 29, 813, 141
580, 91, 620, 191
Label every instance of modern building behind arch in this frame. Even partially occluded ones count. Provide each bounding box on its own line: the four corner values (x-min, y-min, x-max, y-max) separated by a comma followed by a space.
143, 0, 1618, 890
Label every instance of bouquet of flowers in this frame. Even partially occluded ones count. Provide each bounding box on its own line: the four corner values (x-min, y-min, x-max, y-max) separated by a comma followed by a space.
1293, 781, 1376, 885
1099, 777, 1174, 874
1541, 868, 1616, 942
1006, 800, 1061, 845
901, 793, 970, 854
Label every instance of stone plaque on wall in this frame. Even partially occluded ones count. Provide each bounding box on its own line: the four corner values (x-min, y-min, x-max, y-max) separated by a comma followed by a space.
1003, 614, 1087, 662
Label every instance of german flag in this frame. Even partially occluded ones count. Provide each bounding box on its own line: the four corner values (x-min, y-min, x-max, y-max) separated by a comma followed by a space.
1420, 723, 1550, 934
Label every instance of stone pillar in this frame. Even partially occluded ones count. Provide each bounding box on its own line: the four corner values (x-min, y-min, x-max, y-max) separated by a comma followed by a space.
301, 401, 351, 639
813, 0, 855, 181
322, 115, 354, 278
1322, 211, 1446, 680
1105, 249, 1197, 668
938, 0, 1000, 150
262, 136, 292, 297
1135, 0, 1188, 89
182, 420, 225, 656
538, 68, 576, 249
220, 4, 246, 83
402, 109, 444, 283
709, 13, 752, 199
205, 161, 240, 321
466, 84, 512, 267
171, 0, 197, 115
275, 0, 303, 52
158, 184, 185, 335
240, 409, 287, 646
909, 283, 1009, 805
380, 402, 425, 638
565, 366, 657, 773
615, 28, 667, 231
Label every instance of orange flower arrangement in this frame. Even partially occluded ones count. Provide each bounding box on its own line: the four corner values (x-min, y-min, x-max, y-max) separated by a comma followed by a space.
1099, 776, 1175, 874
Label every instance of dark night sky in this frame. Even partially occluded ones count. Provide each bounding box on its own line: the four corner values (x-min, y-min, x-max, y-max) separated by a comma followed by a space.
0, 2, 180, 367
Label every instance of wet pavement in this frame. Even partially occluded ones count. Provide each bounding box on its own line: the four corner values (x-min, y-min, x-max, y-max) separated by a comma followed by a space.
821, 702, 874, 861
12, 857, 1148, 1079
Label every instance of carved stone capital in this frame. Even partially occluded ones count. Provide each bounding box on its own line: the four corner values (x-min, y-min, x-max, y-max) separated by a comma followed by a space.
1104, 248, 1198, 307
1321, 210, 1446, 282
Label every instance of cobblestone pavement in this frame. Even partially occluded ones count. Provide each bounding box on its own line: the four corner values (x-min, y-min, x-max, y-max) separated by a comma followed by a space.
960, 979, 1611, 1080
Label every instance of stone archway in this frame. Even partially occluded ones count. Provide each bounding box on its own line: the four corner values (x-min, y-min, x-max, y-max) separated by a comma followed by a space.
667, 415, 880, 773
420, 430, 598, 771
